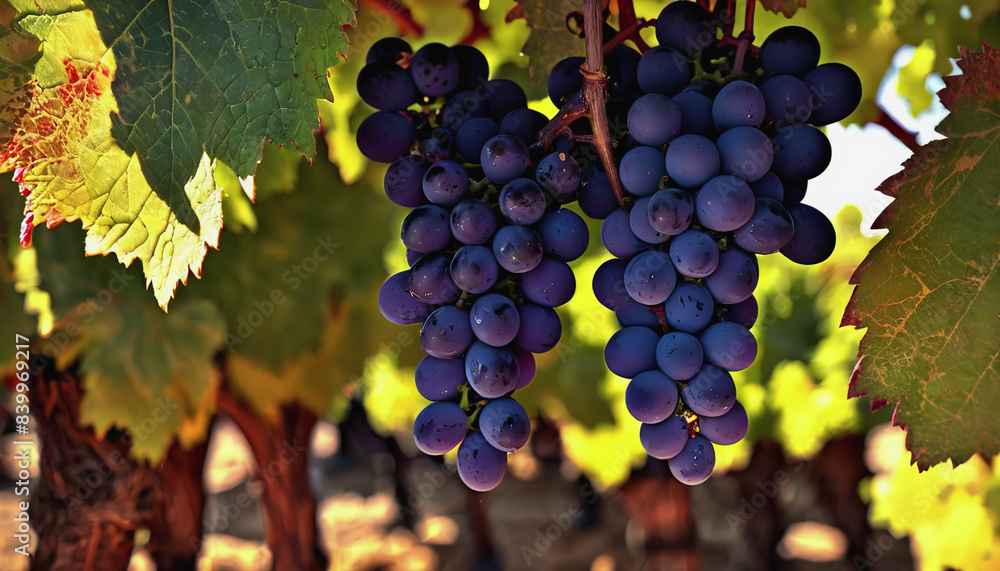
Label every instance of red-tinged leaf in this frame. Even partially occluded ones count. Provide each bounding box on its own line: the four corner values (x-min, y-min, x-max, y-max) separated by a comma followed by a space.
843, 43, 1000, 471
758, 0, 807, 18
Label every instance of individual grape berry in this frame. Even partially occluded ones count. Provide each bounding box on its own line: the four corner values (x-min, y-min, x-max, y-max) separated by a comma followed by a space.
579, 172, 619, 219
704, 248, 758, 304
656, 331, 704, 381
606, 45, 642, 99
518, 257, 576, 307
384, 155, 431, 208
630, 196, 669, 244
470, 293, 521, 347
750, 171, 784, 203
534, 208, 589, 262
485, 79, 528, 121
605, 326, 660, 378
422, 160, 469, 207
441, 90, 491, 131
681, 364, 737, 417
664, 134, 720, 188
771, 124, 832, 181
698, 401, 749, 446
481, 135, 529, 184
452, 44, 490, 91
492, 225, 543, 273
669, 229, 719, 278
781, 203, 836, 265
408, 254, 460, 304
455, 118, 499, 163
499, 108, 548, 146
417, 127, 455, 162
640, 415, 690, 460
655, 1, 714, 53
410, 42, 460, 97
535, 152, 581, 199
415, 355, 467, 401
695, 175, 755, 232
413, 402, 469, 455
465, 341, 520, 398
760, 26, 821, 78
450, 245, 500, 294
668, 434, 716, 485
357, 62, 416, 111
625, 250, 677, 305
450, 198, 497, 245
664, 282, 715, 333
593, 258, 632, 311
602, 208, 650, 258
700, 321, 757, 371
627, 93, 682, 147
401, 204, 451, 254
479, 397, 531, 452
804, 63, 863, 125
366, 37, 413, 65
421, 306, 474, 359
759, 75, 813, 125
715, 126, 773, 183
719, 296, 758, 329
513, 348, 536, 390
548, 56, 586, 106
712, 81, 766, 130
626, 370, 679, 424
514, 303, 562, 353
457, 431, 507, 492
733, 198, 795, 254
499, 178, 547, 225
673, 90, 715, 137
357, 111, 414, 163
378, 271, 435, 325
647, 187, 695, 236
620, 146, 667, 196
637, 46, 693, 96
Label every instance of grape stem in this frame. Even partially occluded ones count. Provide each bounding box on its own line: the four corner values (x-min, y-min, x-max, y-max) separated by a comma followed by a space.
581, 0, 627, 206
730, 0, 755, 74
649, 305, 671, 331
359, 0, 424, 37
531, 0, 628, 206
606, 0, 652, 54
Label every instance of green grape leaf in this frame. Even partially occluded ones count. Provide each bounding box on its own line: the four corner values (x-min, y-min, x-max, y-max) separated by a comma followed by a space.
0, 0, 39, 150
1, 7, 224, 310
32, 221, 225, 463
183, 139, 405, 417
758, 0, 807, 18
844, 43, 1000, 471
87, 0, 354, 211
506, 0, 584, 85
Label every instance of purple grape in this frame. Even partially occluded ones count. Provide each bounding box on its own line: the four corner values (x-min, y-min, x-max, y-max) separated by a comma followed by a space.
536, 152, 581, 199
656, 331, 704, 381
664, 134, 720, 189
499, 178, 547, 225
628, 93, 682, 147
481, 135, 529, 184
624, 250, 677, 305
413, 402, 468, 455
712, 80, 765, 130
450, 245, 500, 294
700, 322, 757, 371
669, 229, 719, 278
579, 172, 619, 219
602, 208, 649, 258
514, 348, 536, 389
704, 248, 758, 304
534, 208, 589, 262
492, 225, 543, 273
415, 355, 467, 401
420, 306, 474, 359
668, 433, 715, 485
780, 203, 836, 265
408, 254, 460, 304
479, 397, 531, 452
465, 341, 520, 398
647, 187, 694, 236
357, 111, 414, 163
401, 204, 451, 254
384, 155, 430, 208
640, 415, 689, 459
715, 126, 773, 183
470, 293, 520, 347
457, 431, 507, 492
681, 364, 736, 417
517, 257, 576, 307
422, 160, 470, 207
514, 303, 562, 353
620, 146, 667, 197
450, 198, 498, 245
626, 370, 679, 424
698, 401, 748, 445
696, 175, 755, 232
664, 282, 715, 333
410, 43, 460, 97
605, 326, 659, 378
733, 198, 795, 254
719, 296, 758, 329
629, 196, 669, 244
378, 271, 434, 325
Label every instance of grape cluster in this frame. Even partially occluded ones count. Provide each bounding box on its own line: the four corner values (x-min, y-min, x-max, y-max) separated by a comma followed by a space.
572, 5, 858, 485
361, 38, 590, 491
